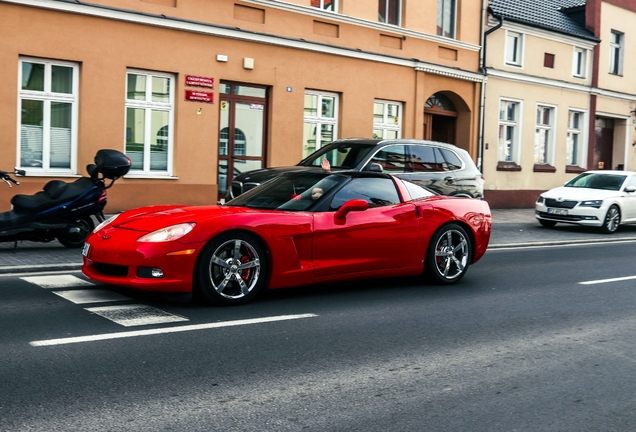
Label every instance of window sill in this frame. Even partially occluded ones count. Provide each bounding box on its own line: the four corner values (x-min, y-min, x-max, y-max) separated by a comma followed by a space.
533, 164, 556, 173
497, 161, 521, 171
123, 174, 179, 180
565, 165, 586, 174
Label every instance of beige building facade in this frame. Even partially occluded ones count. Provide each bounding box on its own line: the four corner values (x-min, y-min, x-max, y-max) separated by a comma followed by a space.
1, 0, 486, 212
483, 0, 636, 208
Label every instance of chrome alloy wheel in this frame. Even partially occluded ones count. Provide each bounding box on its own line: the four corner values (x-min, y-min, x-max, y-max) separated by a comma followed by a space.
208, 238, 261, 300
432, 228, 469, 281
602, 205, 621, 234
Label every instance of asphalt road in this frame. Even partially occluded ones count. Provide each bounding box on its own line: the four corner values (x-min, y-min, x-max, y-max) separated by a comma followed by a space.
2, 240, 636, 431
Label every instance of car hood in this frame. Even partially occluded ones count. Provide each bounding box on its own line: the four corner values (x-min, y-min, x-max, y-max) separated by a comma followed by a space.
542, 186, 621, 200
232, 166, 307, 184
112, 205, 256, 232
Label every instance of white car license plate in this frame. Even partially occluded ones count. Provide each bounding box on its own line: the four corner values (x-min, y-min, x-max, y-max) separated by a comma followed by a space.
81, 242, 90, 257
547, 208, 568, 216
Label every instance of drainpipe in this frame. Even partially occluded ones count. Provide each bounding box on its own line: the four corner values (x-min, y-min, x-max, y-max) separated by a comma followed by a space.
477, 6, 503, 173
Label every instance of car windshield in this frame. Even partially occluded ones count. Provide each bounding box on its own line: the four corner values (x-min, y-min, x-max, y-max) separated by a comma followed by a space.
298, 142, 376, 170
565, 173, 627, 191
225, 172, 346, 211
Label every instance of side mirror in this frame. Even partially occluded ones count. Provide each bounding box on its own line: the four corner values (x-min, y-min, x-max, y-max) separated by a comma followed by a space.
365, 162, 383, 172
334, 199, 369, 220
625, 186, 636, 193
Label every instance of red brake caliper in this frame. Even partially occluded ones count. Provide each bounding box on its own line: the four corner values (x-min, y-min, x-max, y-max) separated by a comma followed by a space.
240, 255, 251, 281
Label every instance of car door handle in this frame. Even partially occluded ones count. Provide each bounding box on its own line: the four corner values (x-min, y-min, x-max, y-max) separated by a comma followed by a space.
444, 176, 453, 183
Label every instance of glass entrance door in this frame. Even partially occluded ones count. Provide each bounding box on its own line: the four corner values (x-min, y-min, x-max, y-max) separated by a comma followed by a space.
218, 82, 268, 200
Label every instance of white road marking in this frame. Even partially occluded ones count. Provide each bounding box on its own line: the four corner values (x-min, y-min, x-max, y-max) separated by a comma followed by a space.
85, 304, 189, 327
52, 289, 131, 304
30, 313, 319, 346
21, 274, 94, 289
579, 275, 636, 285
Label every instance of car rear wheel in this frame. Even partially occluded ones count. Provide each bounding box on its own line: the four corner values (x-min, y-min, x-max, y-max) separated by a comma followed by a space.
601, 205, 621, 234
196, 232, 266, 306
539, 219, 557, 228
425, 223, 471, 284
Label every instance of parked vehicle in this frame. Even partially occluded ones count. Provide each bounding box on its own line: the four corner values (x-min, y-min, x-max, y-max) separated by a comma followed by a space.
226, 138, 484, 200
83, 169, 491, 306
0, 149, 131, 248
535, 170, 636, 233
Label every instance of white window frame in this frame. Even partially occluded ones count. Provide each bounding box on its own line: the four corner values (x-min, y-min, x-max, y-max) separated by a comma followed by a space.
534, 104, 557, 166
124, 69, 175, 177
373, 100, 402, 139
572, 47, 587, 78
311, 0, 337, 12
566, 109, 587, 168
505, 30, 524, 67
437, 0, 456, 39
498, 99, 522, 165
609, 30, 624, 75
17, 57, 79, 174
303, 90, 339, 158
379, 0, 401, 26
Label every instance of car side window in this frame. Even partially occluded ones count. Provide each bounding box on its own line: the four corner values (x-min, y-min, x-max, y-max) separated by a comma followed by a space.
329, 178, 401, 210
370, 145, 408, 173
627, 176, 636, 189
409, 145, 444, 172
439, 149, 463, 171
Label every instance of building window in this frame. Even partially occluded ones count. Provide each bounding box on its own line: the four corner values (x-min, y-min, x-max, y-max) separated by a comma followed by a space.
311, 0, 336, 12
125, 69, 174, 175
437, 0, 456, 38
535, 105, 556, 166
609, 30, 624, 75
573, 47, 587, 78
566, 110, 585, 168
379, 0, 401, 26
373, 100, 402, 139
505, 31, 523, 67
303, 90, 338, 158
498, 99, 521, 165
18, 57, 78, 172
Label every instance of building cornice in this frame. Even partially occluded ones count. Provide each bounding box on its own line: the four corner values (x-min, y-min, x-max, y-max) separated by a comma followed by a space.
242, 0, 481, 52
488, 68, 636, 102
487, 16, 598, 49
3, 0, 486, 83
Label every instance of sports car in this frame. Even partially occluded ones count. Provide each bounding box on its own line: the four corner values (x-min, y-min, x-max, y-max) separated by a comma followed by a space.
82, 170, 491, 305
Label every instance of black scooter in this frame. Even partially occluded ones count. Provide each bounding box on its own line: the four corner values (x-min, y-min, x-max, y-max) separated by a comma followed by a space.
0, 149, 131, 248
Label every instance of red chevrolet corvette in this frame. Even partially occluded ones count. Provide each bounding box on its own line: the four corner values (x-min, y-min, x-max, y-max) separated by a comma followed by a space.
82, 170, 491, 305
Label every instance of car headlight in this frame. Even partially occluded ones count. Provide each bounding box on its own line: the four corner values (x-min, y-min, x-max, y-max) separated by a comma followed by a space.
536, 196, 545, 204
93, 213, 120, 233
137, 223, 196, 242
579, 200, 603, 208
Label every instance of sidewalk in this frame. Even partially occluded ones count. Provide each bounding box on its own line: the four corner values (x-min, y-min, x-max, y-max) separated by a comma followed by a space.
1, 208, 635, 274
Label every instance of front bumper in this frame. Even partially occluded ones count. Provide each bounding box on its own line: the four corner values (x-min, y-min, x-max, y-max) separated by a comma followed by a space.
535, 203, 604, 227
81, 229, 204, 293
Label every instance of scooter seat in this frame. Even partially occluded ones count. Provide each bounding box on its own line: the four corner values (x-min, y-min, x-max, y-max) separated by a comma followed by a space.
11, 177, 95, 213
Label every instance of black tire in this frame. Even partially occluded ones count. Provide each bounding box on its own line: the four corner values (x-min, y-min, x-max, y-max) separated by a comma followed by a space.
425, 223, 471, 284
196, 232, 267, 306
600, 205, 621, 234
57, 217, 95, 248
539, 219, 557, 228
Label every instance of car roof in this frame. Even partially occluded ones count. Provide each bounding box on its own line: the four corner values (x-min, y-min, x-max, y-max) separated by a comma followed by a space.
580, 170, 636, 175
331, 137, 463, 150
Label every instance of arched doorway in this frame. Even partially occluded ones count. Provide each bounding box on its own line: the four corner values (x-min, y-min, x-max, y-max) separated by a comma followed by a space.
424, 93, 457, 144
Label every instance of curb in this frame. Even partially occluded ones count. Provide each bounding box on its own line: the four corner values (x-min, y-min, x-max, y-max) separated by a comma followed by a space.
0, 263, 82, 275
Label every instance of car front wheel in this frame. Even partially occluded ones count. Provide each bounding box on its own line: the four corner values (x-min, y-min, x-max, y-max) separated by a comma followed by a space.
196, 232, 266, 306
425, 223, 471, 284
601, 205, 621, 234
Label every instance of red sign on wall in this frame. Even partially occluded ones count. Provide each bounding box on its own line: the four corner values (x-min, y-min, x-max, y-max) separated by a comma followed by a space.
185, 90, 214, 104
185, 75, 214, 89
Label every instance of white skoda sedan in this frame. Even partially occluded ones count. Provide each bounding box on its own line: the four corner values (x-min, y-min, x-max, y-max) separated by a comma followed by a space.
535, 170, 636, 233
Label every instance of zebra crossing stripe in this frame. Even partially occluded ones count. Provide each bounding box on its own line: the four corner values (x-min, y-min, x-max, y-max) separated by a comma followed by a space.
52, 289, 131, 304
85, 304, 189, 327
22, 274, 94, 289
